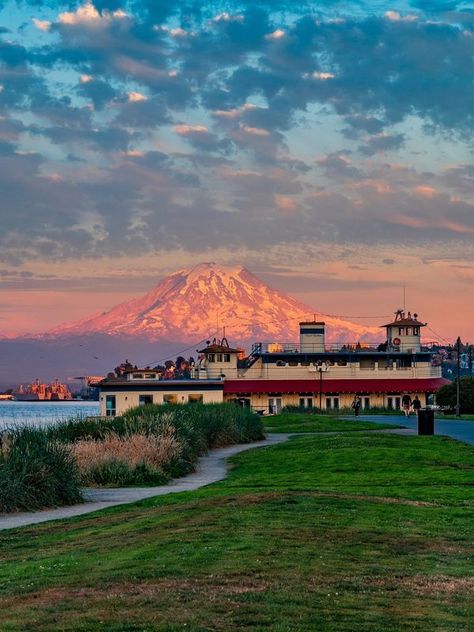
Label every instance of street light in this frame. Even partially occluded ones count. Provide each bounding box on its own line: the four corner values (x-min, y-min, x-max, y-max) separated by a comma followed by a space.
456, 336, 461, 417
317, 362, 329, 412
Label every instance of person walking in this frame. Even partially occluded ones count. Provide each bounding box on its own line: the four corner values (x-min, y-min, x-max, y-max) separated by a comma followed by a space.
402, 393, 412, 417
351, 395, 361, 417
412, 395, 422, 417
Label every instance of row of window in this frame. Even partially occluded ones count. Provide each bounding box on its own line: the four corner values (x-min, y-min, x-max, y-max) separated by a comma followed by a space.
397, 327, 419, 336
105, 393, 204, 416
207, 353, 232, 363
105, 393, 413, 417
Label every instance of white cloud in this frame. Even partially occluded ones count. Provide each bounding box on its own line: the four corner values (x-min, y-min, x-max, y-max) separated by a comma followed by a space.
266, 29, 285, 40
173, 124, 209, 135
213, 13, 244, 23
308, 71, 335, 80
240, 124, 271, 137
385, 11, 417, 22
213, 103, 259, 119
128, 91, 148, 102
32, 18, 51, 32
58, 2, 127, 27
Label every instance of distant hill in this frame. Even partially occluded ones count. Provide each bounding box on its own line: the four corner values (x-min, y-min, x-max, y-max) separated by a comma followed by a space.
0, 263, 381, 386
49, 262, 379, 343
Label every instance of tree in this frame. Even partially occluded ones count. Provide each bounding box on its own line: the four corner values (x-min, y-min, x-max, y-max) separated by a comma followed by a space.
436, 377, 474, 414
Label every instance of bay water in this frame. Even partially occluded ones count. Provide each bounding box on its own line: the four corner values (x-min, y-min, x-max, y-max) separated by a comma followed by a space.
0, 401, 100, 430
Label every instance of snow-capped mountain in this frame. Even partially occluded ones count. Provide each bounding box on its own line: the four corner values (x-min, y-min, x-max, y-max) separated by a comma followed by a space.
49, 262, 380, 344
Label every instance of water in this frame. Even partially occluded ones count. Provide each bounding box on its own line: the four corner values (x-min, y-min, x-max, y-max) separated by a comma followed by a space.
0, 401, 100, 430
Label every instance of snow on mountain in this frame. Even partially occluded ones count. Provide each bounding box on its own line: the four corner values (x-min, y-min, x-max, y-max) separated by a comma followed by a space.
49, 263, 381, 344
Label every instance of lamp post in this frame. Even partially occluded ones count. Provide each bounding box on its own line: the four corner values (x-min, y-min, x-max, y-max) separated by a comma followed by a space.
317, 362, 328, 412
456, 336, 461, 417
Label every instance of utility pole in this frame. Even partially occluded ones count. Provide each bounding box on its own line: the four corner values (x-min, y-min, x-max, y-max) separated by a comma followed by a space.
456, 336, 461, 417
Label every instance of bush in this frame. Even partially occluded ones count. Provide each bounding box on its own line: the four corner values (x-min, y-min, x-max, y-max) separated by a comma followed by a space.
71, 429, 181, 486
3, 403, 265, 507
436, 377, 474, 414
0, 427, 83, 513
50, 402, 265, 488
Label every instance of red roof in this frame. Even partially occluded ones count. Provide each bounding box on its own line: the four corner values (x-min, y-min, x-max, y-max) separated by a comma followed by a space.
223, 377, 449, 395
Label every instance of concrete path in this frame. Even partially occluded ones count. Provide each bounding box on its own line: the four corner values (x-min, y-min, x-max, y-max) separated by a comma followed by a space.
0, 433, 290, 532
342, 414, 474, 445
0, 424, 451, 532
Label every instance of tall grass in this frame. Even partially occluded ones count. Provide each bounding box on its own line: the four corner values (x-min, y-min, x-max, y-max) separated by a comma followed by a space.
72, 427, 181, 486
44, 403, 264, 494
0, 427, 83, 513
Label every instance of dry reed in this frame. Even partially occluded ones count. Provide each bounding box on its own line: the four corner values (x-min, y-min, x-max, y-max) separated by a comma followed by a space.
71, 424, 182, 475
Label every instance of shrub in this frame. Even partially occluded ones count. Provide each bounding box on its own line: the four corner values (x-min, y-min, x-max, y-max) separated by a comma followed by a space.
0, 427, 82, 513
436, 377, 474, 414
71, 429, 181, 486
5, 403, 265, 502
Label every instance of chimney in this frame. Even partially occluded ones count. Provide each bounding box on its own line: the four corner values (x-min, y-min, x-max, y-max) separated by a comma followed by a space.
299, 321, 325, 353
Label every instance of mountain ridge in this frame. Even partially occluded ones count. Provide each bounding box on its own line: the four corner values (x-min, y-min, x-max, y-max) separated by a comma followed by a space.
48, 262, 380, 344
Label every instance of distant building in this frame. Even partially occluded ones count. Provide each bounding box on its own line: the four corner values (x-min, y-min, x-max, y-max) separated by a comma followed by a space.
99, 310, 449, 416
14, 378, 73, 401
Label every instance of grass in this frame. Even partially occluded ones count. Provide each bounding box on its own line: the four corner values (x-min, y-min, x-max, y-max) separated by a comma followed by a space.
265, 412, 400, 433
436, 414, 474, 421
0, 427, 82, 513
1, 403, 264, 509
0, 431, 473, 630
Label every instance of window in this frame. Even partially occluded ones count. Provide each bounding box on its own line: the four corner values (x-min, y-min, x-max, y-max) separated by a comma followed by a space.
163, 394, 177, 405
133, 373, 144, 379
362, 397, 370, 410
216, 354, 223, 362
105, 395, 116, 417
406, 327, 412, 336
299, 397, 313, 409
144, 373, 156, 379
268, 397, 282, 414
387, 396, 401, 410
326, 396, 340, 411
399, 328, 403, 336
223, 354, 231, 362
208, 354, 215, 363
139, 394, 153, 406
413, 327, 419, 335
188, 394, 203, 404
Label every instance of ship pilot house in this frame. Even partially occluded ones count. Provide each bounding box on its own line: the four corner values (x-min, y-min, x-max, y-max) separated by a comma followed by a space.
99, 310, 447, 417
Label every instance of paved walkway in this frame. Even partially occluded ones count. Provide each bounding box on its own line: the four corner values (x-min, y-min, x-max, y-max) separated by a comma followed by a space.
342, 414, 474, 445
0, 433, 290, 532
0, 424, 462, 532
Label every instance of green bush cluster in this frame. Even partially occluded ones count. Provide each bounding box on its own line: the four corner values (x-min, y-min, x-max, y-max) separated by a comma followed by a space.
437, 377, 474, 414
0, 427, 83, 513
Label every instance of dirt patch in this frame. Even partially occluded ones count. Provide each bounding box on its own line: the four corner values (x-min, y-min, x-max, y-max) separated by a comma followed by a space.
0, 575, 270, 611
366, 574, 474, 595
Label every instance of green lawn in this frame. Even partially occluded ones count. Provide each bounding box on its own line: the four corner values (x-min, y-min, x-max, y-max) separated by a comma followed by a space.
0, 433, 473, 631
436, 414, 474, 421
265, 412, 399, 433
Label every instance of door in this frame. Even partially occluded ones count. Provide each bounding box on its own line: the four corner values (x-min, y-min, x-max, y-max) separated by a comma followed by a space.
388, 396, 401, 410
268, 397, 282, 414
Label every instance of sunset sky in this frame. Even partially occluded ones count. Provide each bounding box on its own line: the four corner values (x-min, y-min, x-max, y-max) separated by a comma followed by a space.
0, 1, 473, 341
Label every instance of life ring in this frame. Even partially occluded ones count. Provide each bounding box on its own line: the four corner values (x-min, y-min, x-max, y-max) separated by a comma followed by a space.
393, 337, 401, 346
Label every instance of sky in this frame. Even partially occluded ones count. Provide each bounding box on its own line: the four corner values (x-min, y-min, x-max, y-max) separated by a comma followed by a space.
0, 0, 473, 342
